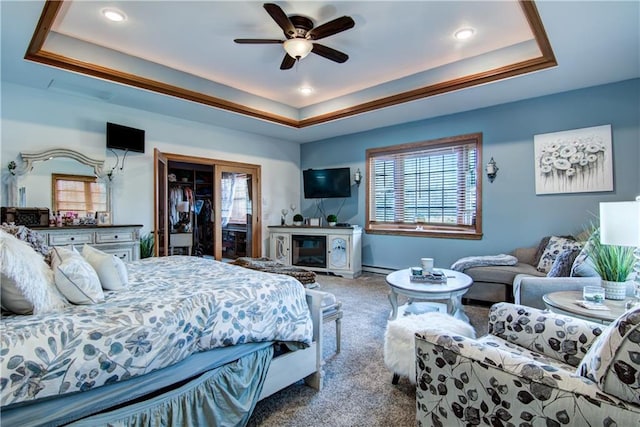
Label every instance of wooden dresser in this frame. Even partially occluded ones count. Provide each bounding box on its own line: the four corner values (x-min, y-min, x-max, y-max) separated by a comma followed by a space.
33, 225, 143, 261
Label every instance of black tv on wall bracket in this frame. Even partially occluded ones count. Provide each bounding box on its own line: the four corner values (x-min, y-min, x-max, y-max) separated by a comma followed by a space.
106, 122, 145, 153
303, 167, 351, 199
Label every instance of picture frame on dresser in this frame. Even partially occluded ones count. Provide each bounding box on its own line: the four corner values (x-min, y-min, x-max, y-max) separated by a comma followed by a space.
97, 211, 111, 225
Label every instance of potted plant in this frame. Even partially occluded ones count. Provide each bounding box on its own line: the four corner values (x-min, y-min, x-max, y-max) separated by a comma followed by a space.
584, 228, 636, 300
327, 214, 337, 226
293, 214, 304, 226
140, 233, 155, 258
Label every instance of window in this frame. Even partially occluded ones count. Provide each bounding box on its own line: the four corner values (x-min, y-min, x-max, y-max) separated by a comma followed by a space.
221, 172, 250, 225
365, 133, 482, 239
52, 174, 108, 215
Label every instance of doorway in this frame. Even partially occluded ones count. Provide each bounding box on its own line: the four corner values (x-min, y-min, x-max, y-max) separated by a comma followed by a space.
154, 149, 261, 260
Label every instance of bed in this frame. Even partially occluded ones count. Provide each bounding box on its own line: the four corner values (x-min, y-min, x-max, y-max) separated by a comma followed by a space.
0, 254, 324, 426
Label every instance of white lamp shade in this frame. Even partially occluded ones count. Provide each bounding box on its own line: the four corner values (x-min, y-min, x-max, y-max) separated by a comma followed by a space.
283, 38, 312, 59
599, 201, 640, 247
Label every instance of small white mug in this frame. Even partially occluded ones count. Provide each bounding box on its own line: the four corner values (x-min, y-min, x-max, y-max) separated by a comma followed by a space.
421, 257, 434, 273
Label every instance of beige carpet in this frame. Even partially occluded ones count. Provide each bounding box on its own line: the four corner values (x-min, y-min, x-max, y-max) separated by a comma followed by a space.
248, 272, 490, 427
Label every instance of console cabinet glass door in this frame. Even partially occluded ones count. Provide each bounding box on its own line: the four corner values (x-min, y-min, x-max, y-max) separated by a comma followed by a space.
270, 233, 290, 264
328, 235, 350, 270
220, 171, 249, 260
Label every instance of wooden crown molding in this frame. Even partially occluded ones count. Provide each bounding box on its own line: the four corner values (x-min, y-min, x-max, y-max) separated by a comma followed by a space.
26, 0, 556, 130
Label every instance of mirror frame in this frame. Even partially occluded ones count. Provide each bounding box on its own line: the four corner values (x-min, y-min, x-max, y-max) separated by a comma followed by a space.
5, 148, 111, 214
18, 149, 105, 177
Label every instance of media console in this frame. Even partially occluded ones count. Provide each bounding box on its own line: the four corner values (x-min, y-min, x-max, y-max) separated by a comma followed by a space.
268, 225, 362, 279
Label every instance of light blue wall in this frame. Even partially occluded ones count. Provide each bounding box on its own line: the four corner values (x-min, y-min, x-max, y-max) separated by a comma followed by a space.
0, 82, 302, 253
300, 79, 640, 271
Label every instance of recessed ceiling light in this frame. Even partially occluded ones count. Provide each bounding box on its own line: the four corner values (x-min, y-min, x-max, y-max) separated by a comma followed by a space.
298, 86, 314, 96
102, 8, 126, 22
454, 27, 475, 41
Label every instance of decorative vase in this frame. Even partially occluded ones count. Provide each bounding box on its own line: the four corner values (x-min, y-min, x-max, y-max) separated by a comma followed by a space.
602, 280, 628, 300
328, 222, 336, 227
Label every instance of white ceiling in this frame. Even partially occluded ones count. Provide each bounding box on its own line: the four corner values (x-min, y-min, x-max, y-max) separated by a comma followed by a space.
2, 1, 639, 143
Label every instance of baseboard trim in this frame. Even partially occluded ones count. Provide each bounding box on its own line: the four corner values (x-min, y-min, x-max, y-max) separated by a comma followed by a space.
362, 265, 396, 275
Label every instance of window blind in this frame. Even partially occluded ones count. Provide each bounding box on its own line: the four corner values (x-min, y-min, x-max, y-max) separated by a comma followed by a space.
53, 175, 107, 214
365, 133, 482, 238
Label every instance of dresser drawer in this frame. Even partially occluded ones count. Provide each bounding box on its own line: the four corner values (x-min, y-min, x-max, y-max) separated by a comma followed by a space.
100, 247, 134, 262
95, 230, 135, 243
48, 232, 93, 246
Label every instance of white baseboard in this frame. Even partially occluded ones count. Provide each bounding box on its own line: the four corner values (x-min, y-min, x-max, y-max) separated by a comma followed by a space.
362, 265, 396, 275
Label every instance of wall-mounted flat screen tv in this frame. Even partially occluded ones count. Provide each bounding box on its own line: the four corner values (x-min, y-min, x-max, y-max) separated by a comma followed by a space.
106, 122, 145, 153
303, 168, 351, 199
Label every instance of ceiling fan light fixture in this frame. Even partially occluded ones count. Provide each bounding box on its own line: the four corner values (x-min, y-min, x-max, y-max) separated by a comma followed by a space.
298, 86, 314, 95
454, 27, 475, 40
284, 38, 313, 60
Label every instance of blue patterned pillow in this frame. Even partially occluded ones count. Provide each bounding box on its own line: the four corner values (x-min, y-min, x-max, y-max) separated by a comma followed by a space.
547, 248, 581, 277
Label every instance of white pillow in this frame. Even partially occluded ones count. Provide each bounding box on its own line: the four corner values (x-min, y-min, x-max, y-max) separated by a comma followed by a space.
0, 230, 67, 314
82, 244, 128, 290
51, 247, 104, 305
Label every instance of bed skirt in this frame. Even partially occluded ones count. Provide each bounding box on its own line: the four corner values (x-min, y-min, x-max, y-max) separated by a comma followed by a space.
68, 345, 273, 427
2, 343, 273, 427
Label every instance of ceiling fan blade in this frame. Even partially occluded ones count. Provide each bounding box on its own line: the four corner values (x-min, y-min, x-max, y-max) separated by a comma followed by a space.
280, 54, 296, 70
307, 16, 355, 40
311, 44, 349, 63
234, 39, 283, 44
264, 3, 296, 38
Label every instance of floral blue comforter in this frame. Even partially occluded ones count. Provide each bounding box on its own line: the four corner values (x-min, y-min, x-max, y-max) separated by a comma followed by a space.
0, 256, 313, 407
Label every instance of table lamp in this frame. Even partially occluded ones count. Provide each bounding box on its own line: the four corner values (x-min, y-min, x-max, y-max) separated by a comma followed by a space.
599, 198, 640, 303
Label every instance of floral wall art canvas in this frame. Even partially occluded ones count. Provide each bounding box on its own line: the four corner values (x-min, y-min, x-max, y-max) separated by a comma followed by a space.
534, 124, 613, 195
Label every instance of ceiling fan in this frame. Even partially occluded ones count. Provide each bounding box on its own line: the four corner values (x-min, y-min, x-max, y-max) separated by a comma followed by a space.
234, 3, 355, 70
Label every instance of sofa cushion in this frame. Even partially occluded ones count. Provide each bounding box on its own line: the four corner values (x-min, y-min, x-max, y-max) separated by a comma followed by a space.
577, 307, 640, 405
464, 262, 544, 285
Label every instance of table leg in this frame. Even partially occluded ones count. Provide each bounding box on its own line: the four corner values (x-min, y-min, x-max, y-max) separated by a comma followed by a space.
449, 294, 469, 322
388, 290, 399, 320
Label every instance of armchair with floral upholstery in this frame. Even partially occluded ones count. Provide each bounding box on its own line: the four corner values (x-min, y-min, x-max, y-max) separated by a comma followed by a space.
415, 302, 640, 426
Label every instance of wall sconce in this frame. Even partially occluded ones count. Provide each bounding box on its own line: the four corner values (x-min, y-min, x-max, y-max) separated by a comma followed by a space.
354, 168, 362, 186
485, 157, 498, 183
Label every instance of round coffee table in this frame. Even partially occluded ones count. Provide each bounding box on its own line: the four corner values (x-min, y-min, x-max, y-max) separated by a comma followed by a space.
543, 291, 628, 324
385, 268, 472, 321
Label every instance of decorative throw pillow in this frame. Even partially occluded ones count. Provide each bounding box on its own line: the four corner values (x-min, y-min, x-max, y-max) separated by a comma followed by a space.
533, 236, 553, 267
547, 248, 581, 277
536, 236, 582, 273
0, 230, 67, 314
0, 224, 53, 265
82, 244, 128, 290
51, 247, 104, 304
570, 242, 601, 277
